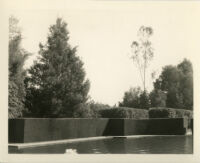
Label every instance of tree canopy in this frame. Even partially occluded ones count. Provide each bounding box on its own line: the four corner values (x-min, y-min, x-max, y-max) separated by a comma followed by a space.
25, 18, 90, 117
121, 59, 193, 110
119, 87, 141, 108
119, 87, 150, 109
9, 16, 29, 118
151, 59, 193, 110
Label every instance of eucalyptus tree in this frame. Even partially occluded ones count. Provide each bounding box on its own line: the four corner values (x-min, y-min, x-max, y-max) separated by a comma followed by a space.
130, 26, 154, 92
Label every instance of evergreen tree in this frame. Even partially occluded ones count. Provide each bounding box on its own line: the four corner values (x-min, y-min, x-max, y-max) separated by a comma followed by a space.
9, 16, 29, 118
25, 18, 90, 117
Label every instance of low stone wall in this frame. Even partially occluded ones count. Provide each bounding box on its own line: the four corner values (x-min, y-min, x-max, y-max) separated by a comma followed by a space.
9, 118, 190, 143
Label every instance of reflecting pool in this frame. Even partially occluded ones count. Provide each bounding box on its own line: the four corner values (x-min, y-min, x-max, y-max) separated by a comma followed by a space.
9, 135, 193, 154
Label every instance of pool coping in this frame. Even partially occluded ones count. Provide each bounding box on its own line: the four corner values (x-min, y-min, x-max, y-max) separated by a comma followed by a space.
8, 135, 181, 149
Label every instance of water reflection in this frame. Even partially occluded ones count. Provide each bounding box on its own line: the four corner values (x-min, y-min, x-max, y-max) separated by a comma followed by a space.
9, 135, 193, 154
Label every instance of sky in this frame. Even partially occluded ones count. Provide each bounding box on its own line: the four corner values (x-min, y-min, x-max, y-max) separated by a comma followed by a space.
8, 0, 199, 106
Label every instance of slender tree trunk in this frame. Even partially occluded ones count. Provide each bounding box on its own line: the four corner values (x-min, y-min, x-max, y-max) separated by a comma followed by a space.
144, 67, 145, 92
143, 51, 147, 92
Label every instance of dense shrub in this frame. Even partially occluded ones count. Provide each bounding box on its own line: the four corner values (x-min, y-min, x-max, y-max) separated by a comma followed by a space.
119, 87, 141, 108
139, 91, 150, 109
174, 109, 193, 119
72, 103, 94, 118
119, 87, 150, 109
149, 107, 193, 119
100, 107, 149, 119
149, 107, 175, 118
149, 89, 167, 107
72, 102, 111, 118
89, 102, 111, 118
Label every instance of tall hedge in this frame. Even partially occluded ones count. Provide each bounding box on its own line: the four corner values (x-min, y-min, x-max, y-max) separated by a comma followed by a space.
149, 107, 193, 119
100, 107, 149, 119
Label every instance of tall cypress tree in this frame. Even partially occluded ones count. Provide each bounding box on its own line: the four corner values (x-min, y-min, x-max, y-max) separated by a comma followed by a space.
25, 18, 90, 117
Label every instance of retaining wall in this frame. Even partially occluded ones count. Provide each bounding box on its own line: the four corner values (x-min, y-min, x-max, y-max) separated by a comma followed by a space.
9, 118, 190, 143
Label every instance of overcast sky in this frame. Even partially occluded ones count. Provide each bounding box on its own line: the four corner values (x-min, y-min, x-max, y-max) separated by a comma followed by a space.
8, 0, 199, 106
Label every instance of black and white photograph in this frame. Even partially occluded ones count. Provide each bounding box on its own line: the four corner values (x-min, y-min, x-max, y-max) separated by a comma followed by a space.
0, 0, 200, 162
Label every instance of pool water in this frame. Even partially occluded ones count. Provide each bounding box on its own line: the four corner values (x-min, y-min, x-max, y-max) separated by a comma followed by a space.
9, 135, 193, 154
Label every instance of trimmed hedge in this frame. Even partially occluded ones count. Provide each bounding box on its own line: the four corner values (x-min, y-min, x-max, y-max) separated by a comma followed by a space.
100, 107, 149, 119
89, 102, 111, 118
149, 107, 193, 119
9, 118, 189, 143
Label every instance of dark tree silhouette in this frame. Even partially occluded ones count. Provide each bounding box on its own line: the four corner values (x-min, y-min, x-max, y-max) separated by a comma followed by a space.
152, 59, 193, 110
25, 18, 90, 117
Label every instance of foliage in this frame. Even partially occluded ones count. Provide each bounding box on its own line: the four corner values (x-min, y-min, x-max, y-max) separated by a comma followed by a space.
100, 107, 149, 119
139, 91, 150, 109
174, 109, 193, 119
9, 16, 29, 118
72, 101, 111, 118
149, 107, 193, 119
149, 107, 175, 118
72, 103, 94, 118
177, 59, 193, 109
119, 87, 141, 108
149, 89, 167, 107
119, 87, 150, 109
25, 18, 90, 117
130, 26, 154, 91
152, 59, 193, 109
88, 101, 111, 118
